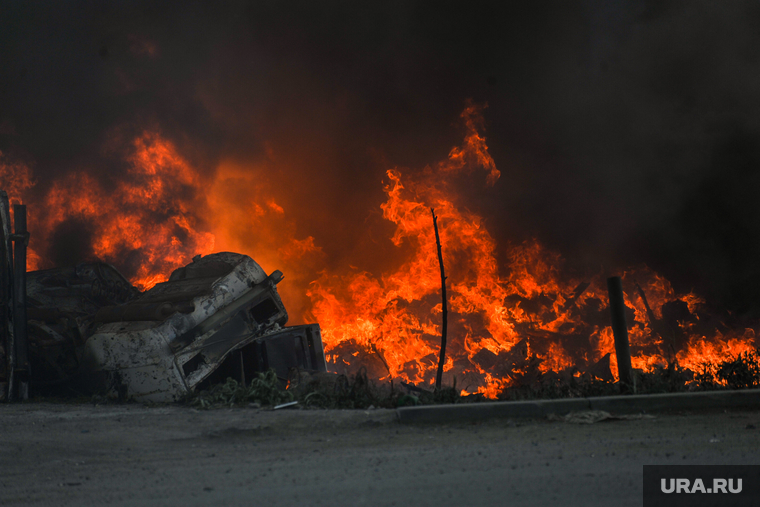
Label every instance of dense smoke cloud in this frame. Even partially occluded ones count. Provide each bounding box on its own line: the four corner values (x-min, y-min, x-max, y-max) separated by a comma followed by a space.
1, 1, 760, 315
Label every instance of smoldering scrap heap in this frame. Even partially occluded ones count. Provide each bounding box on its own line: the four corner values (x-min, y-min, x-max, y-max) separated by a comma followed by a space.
0, 193, 327, 402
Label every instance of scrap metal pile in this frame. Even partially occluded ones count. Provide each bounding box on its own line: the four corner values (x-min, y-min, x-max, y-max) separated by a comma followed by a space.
0, 194, 327, 402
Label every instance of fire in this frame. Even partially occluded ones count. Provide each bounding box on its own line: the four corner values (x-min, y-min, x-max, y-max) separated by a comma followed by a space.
1, 102, 757, 396
306, 103, 758, 394
0, 151, 40, 269
307, 105, 516, 392
22, 133, 215, 290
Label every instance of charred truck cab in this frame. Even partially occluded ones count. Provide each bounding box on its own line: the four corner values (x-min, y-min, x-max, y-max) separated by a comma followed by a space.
4, 249, 327, 402
80, 252, 327, 401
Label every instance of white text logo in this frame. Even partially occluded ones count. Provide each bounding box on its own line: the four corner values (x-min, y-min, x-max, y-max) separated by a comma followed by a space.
661, 478, 742, 494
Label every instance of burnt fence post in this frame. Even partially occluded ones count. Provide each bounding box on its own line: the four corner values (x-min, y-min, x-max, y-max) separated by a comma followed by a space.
607, 276, 634, 392
12, 204, 29, 400
0, 192, 12, 401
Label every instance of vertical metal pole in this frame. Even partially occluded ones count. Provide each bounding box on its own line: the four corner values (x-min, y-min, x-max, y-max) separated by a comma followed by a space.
0, 192, 12, 401
239, 349, 246, 388
12, 204, 29, 400
607, 276, 634, 392
431, 208, 447, 391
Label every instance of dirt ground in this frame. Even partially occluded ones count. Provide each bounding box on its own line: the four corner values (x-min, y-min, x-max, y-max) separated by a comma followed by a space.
2, 402, 759, 506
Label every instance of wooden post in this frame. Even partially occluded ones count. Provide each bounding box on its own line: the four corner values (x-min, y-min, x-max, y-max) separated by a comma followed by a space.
431, 208, 447, 391
607, 276, 634, 392
0, 192, 12, 401
12, 204, 29, 400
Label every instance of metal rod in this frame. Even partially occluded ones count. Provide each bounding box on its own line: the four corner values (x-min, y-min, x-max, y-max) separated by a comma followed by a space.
607, 276, 634, 391
432, 208, 448, 391
12, 204, 29, 400
239, 349, 246, 388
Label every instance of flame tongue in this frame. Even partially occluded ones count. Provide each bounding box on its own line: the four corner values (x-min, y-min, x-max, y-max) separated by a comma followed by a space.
306, 108, 575, 395
25, 133, 215, 290
308, 105, 515, 393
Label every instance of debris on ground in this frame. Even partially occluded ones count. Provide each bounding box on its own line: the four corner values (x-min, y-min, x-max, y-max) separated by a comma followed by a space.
548, 410, 656, 424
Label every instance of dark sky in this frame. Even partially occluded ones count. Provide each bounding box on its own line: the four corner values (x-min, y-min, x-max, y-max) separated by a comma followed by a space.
2, 0, 760, 315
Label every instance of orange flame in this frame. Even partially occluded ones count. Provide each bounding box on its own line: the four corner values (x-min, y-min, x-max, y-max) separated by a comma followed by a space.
5, 133, 215, 290
306, 104, 757, 394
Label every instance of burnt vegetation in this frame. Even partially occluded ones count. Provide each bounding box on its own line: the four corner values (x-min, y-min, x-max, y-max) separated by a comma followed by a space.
184, 350, 760, 410
494, 352, 760, 401
186, 368, 460, 410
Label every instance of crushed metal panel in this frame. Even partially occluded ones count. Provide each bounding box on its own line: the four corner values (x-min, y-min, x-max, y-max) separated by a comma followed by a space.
260, 324, 328, 379
80, 252, 293, 401
24, 262, 139, 391
191, 324, 328, 391
27, 263, 139, 316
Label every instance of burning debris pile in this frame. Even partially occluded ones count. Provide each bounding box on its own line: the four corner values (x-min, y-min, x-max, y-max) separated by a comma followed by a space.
315, 235, 760, 399
304, 104, 759, 398
2, 104, 759, 403
0, 205, 327, 402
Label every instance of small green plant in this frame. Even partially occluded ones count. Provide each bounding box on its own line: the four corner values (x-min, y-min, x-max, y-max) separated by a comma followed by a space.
189, 369, 294, 409
294, 368, 390, 409
498, 372, 619, 401
289, 368, 462, 409
185, 367, 464, 409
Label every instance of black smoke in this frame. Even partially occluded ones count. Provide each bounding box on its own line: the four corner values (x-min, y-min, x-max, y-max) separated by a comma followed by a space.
1, 0, 760, 315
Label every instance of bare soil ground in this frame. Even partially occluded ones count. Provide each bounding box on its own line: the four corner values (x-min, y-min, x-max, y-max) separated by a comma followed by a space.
2, 402, 759, 506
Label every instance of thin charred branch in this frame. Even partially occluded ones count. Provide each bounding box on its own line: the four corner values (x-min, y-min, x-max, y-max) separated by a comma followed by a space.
431, 208, 448, 391
634, 282, 675, 361
369, 342, 392, 377
634, 282, 658, 330
560, 281, 590, 313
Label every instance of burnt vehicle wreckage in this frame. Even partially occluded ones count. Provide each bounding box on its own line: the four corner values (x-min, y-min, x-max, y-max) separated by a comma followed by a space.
0, 192, 327, 402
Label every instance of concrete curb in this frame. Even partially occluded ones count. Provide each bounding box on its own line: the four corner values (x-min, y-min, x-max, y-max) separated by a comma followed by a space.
396, 388, 760, 424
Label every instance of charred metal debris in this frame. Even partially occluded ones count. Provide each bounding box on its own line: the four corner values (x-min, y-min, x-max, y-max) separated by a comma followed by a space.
0, 199, 327, 402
